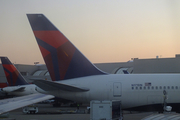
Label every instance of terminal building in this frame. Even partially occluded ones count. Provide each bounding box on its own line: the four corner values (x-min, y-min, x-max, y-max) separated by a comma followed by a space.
0, 54, 180, 83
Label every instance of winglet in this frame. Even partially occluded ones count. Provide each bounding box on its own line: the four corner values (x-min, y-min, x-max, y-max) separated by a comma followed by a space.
27, 14, 107, 81
0, 57, 29, 86
34, 80, 89, 92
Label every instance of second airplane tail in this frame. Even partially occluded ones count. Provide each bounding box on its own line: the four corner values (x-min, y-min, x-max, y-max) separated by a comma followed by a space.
27, 14, 107, 81
0, 57, 29, 86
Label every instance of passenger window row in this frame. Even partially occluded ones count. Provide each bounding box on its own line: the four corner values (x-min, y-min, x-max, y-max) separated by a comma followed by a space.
132, 86, 179, 90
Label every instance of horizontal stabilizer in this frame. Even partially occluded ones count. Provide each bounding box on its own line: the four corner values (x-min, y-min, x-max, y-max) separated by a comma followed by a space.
11, 87, 25, 92
34, 80, 89, 92
2, 86, 26, 93
0, 93, 54, 114
30, 78, 46, 81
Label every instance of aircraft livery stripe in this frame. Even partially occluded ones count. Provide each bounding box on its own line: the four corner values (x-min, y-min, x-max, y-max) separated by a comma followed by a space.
36, 38, 60, 81
3, 65, 16, 73
33, 31, 68, 49
3, 67, 14, 86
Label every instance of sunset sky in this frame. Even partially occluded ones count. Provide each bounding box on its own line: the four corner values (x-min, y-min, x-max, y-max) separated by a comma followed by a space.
0, 0, 180, 64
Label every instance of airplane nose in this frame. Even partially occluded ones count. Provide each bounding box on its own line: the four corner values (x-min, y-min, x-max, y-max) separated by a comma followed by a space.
0, 88, 6, 94
0, 88, 4, 91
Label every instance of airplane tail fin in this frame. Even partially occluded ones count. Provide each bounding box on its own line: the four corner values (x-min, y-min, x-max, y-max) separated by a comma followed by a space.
0, 57, 29, 86
27, 14, 107, 81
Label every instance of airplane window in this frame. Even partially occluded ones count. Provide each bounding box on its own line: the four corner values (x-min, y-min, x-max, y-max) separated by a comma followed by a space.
136, 87, 138, 89
159, 86, 162, 89
176, 86, 178, 89
163, 86, 166, 89
156, 86, 158, 89
45, 71, 50, 76
148, 87, 150, 89
144, 86, 146, 89
172, 86, 174, 89
152, 86, 154, 89
140, 87, 142, 90
132, 87, 134, 90
167, 86, 170, 89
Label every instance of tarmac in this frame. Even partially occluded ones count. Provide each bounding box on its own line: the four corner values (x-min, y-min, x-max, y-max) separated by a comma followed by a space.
1, 104, 178, 120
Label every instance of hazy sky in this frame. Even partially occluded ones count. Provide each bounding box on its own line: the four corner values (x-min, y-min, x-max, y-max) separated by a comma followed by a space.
0, 0, 180, 64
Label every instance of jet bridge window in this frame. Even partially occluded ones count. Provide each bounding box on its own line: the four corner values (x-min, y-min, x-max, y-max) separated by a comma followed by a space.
33, 70, 44, 76
20, 72, 28, 76
44, 72, 50, 76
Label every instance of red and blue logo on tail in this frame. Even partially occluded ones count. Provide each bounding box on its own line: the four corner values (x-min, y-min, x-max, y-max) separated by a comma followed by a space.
0, 57, 28, 86
27, 14, 107, 81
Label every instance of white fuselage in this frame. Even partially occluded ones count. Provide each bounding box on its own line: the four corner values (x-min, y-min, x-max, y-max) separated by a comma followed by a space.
38, 74, 180, 109
2, 84, 37, 96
